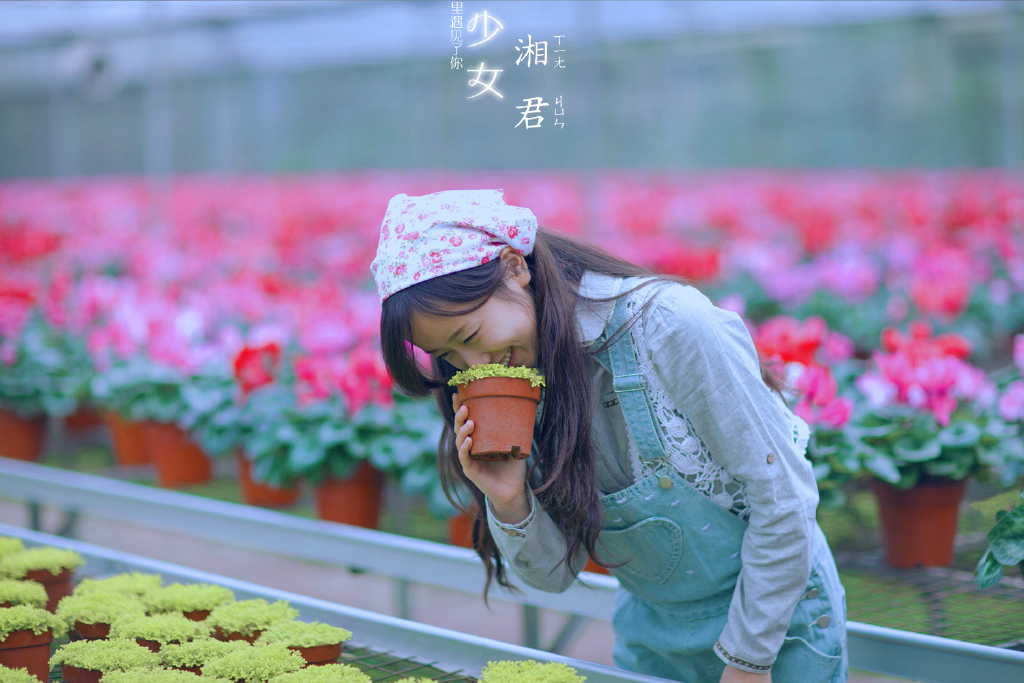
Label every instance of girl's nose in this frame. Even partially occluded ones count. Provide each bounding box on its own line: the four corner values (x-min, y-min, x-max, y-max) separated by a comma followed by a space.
463, 350, 492, 367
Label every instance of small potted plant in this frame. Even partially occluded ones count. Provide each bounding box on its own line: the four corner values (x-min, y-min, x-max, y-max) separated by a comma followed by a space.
0, 546, 85, 612
0, 538, 24, 560
0, 605, 67, 682
206, 600, 299, 644
72, 572, 163, 598
0, 581, 47, 609
56, 591, 146, 640
975, 491, 1024, 589
0, 665, 39, 683
269, 663, 372, 682
447, 364, 545, 460
109, 613, 208, 652
159, 637, 252, 674
49, 638, 160, 683
142, 582, 235, 621
201, 643, 305, 682
255, 621, 353, 666
478, 660, 585, 682
103, 668, 233, 683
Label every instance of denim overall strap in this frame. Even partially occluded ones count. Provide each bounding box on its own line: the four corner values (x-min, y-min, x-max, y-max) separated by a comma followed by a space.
592, 278, 668, 464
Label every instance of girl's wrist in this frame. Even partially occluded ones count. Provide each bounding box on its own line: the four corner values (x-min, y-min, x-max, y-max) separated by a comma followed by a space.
490, 487, 531, 525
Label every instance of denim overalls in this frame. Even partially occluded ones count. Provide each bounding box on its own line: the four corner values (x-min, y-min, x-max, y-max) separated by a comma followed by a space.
587, 281, 848, 683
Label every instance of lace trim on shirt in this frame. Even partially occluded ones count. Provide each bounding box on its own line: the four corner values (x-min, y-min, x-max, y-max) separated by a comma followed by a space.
619, 284, 809, 520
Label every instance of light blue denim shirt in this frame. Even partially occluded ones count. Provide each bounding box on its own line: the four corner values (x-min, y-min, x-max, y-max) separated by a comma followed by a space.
487, 271, 821, 669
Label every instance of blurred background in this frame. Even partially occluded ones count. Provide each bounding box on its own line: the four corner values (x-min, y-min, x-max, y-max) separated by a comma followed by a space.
0, 0, 1022, 177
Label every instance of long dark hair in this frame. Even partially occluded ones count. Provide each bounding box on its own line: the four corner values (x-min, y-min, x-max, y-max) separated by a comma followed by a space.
379, 228, 781, 597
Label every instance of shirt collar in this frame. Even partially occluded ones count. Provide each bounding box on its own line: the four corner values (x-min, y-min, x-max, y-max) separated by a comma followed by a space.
575, 271, 621, 344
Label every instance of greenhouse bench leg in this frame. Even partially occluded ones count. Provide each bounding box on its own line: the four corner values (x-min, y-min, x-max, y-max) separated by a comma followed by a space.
27, 501, 79, 539
522, 605, 589, 654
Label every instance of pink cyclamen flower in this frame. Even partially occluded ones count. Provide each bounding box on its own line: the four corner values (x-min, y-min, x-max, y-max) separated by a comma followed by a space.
1014, 334, 1024, 376
998, 380, 1024, 422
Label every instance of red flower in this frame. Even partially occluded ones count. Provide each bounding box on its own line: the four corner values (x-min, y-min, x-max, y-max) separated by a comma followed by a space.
233, 342, 281, 396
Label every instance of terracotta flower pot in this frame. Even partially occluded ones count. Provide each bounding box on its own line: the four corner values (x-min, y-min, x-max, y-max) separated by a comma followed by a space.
61, 664, 103, 683
0, 628, 54, 682
74, 621, 111, 640
583, 558, 610, 575
182, 609, 210, 622
447, 510, 477, 549
214, 626, 261, 644
870, 478, 968, 568
458, 377, 541, 460
314, 462, 384, 529
135, 637, 162, 652
24, 567, 74, 612
143, 421, 212, 487
65, 408, 103, 432
236, 451, 301, 507
103, 412, 150, 466
176, 666, 202, 675
290, 642, 343, 666
0, 409, 46, 461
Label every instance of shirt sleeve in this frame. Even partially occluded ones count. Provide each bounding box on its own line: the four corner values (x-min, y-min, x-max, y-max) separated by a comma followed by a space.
485, 487, 583, 593
642, 284, 819, 671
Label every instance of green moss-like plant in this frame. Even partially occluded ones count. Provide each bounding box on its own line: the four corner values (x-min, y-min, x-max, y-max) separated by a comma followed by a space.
0, 537, 24, 559
159, 637, 251, 669
73, 572, 164, 597
479, 660, 585, 683
255, 620, 352, 648
103, 668, 233, 683
110, 613, 210, 645
201, 643, 305, 682
0, 605, 67, 640
0, 579, 48, 608
56, 591, 147, 627
49, 638, 160, 673
143, 583, 235, 615
206, 599, 299, 638
448, 364, 545, 388
0, 666, 38, 683
269, 663, 372, 683
0, 547, 84, 579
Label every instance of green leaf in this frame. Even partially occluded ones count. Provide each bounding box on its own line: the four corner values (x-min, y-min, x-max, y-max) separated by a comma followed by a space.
937, 421, 981, 448
975, 549, 1005, 589
892, 437, 941, 463
288, 439, 326, 471
862, 453, 901, 484
990, 538, 1024, 567
988, 505, 1024, 542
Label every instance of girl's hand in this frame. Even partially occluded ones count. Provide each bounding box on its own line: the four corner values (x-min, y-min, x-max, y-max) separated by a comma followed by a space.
719, 665, 770, 683
453, 393, 530, 525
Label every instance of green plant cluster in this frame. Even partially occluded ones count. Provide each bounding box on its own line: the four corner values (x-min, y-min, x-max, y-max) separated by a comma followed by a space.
56, 591, 146, 626
0, 546, 84, 579
0, 538, 24, 559
49, 637, 160, 672
448, 363, 546, 388
976, 491, 1024, 589
0, 604, 66, 640
0, 666, 38, 683
479, 659, 585, 682
110, 613, 210, 644
89, 356, 192, 424
73, 572, 164, 597
200, 643, 305, 681
159, 637, 251, 669
142, 582, 235, 614
206, 599, 299, 638
269, 663, 371, 683
256, 620, 352, 648
0, 579, 47, 608
103, 669, 232, 683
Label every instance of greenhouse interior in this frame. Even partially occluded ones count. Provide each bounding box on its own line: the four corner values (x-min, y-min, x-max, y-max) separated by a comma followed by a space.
1, 1, 1023, 682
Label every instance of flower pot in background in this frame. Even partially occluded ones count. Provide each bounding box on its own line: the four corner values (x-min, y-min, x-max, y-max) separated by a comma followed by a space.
143, 422, 212, 488
25, 567, 74, 612
870, 478, 968, 568
583, 558, 610, 575
60, 665, 103, 683
290, 642, 342, 666
447, 509, 476, 549
103, 412, 150, 466
0, 628, 54, 682
0, 409, 46, 461
64, 408, 103, 432
73, 621, 111, 640
458, 377, 542, 460
236, 451, 300, 508
314, 462, 384, 529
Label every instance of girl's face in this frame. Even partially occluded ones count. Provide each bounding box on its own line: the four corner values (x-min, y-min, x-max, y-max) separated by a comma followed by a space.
409, 253, 538, 372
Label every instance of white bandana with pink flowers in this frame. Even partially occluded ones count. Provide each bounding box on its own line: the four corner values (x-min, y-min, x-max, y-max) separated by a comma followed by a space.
370, 189, 538, 303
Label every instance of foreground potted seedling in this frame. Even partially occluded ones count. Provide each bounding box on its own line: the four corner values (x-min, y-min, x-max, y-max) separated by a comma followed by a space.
256, 620, 352, 666
201, 643, 305, 681
0, 538, 24, 561
72, 571, 163, 598
109, 613, 209, 652
142, 582, 235, 621
0, 547, 85, 612
49, 638, 160, 683
448, 364, 545, 460
56, 591, 146, 640
0, 580, 47, 609
0, 665, 40, 683
0, 605, 67, 682
270, 664, 372, 682
103, 669, 232, 683
159, 637, 252, 674
478, 659, 585, 682
206, 599, 299, 644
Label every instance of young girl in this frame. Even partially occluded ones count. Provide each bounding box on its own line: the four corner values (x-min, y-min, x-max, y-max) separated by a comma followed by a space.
371, 189, 847, 683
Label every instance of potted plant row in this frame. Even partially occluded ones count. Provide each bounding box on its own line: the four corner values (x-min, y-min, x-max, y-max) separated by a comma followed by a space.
0, 545, 85, 612
0, 605, 66, 682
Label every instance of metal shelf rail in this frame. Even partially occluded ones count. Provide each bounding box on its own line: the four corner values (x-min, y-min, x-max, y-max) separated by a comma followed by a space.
1, 458, 1023, 682
0, 522, 668, 683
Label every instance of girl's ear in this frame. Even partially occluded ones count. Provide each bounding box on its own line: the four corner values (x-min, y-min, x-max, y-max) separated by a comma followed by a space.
500, 247, 531, 286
